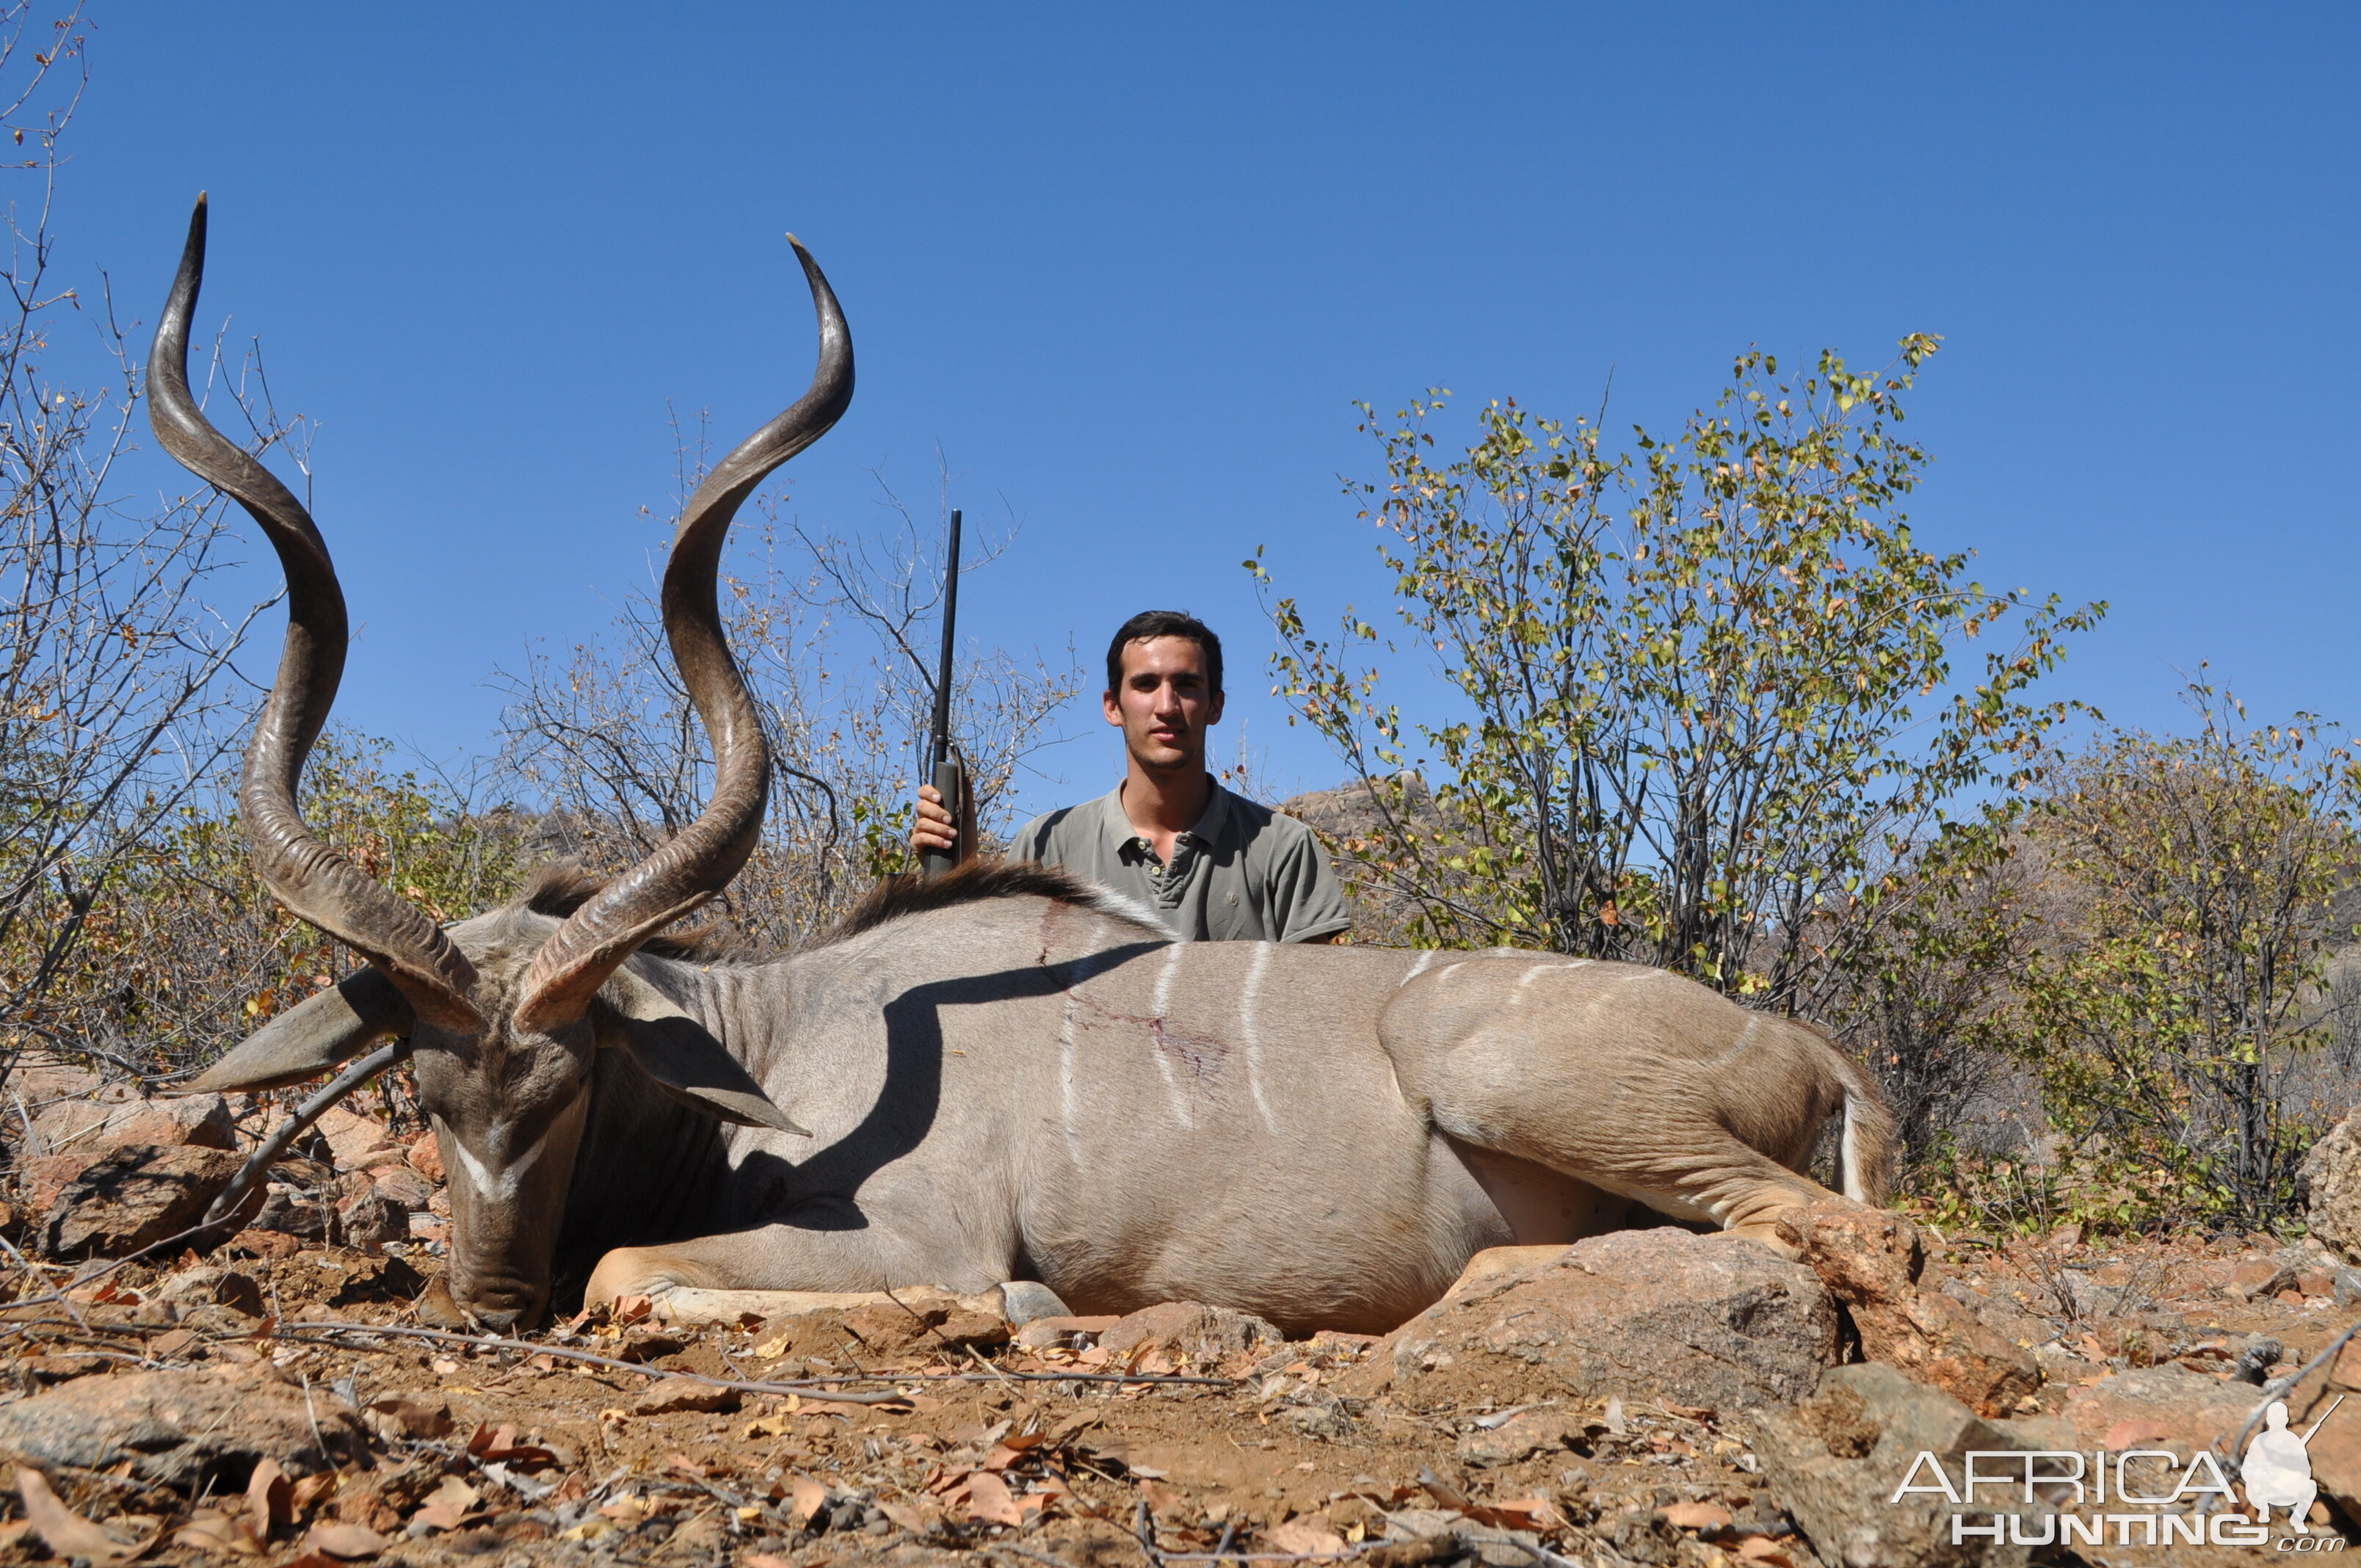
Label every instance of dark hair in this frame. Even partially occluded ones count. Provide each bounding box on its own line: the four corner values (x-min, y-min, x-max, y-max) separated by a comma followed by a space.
1105, 610, 1222, 698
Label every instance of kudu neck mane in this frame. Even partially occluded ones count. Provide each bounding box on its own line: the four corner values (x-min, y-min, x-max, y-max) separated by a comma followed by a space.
516, 857, 1160, 965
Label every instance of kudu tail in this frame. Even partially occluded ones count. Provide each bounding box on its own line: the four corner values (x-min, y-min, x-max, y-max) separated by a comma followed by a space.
1828, 1046, 1898, 1208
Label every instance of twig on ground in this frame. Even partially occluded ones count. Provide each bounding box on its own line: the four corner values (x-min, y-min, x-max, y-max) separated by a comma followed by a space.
0, 1230, 87, 1332
1136, 1498, 1167, 1568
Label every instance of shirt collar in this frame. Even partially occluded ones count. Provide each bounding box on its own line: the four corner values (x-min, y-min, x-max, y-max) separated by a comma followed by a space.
1101, 778, 1230, 856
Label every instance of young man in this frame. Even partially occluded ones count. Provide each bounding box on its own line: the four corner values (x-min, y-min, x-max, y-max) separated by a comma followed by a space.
913, 609, 1351, 944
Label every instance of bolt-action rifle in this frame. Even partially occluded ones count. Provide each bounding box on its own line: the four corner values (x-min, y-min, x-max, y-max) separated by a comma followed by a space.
918, 508, 962, 879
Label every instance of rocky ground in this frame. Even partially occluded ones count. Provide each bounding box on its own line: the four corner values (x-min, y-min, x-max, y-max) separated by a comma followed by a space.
0, 1055, 2358, 1568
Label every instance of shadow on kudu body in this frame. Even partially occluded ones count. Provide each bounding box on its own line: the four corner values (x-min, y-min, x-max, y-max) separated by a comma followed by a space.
150, 196, 1893, 1334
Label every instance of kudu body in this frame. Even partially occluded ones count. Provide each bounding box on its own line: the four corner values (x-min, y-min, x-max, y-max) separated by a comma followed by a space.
156, 199, 1893, 1333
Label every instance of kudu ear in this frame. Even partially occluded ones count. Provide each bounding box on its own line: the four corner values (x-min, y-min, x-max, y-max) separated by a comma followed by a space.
595, 968, 810, 1135
186, 967, 413, 1093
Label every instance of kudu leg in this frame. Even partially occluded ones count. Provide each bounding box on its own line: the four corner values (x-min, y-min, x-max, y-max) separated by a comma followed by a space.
584, 1222, 1008, 1311
1412, 1021, 1840, 1250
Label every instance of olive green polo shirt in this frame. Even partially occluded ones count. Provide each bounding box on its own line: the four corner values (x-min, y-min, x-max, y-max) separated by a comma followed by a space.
1009, 780, 1351, 943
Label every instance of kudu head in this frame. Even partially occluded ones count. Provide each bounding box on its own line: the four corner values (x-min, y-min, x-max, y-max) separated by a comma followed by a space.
153, 196, 849, 1327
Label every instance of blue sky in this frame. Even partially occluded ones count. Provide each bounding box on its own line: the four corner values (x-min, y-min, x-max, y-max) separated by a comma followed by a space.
46, 5, 2361, 815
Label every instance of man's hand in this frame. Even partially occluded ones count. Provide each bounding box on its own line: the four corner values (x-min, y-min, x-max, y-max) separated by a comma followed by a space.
912, 783, 959, 858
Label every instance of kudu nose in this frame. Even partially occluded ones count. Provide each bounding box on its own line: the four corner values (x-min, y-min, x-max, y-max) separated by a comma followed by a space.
449, 1271, 544, 1333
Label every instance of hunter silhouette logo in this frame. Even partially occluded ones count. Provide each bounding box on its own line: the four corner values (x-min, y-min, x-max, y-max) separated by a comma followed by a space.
2246, 1398, 2340, 1533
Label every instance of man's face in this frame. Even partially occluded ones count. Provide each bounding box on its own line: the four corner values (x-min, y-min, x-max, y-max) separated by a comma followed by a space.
1104, 635, 1223, 774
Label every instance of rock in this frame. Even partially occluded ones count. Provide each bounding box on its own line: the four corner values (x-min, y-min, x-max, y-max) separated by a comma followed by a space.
367, 1164, 434, 1211
2224, 1257, 2296, 1302
1775, 1202, 1923, 1306
335, 1186, 411, 1247
2304, 1108, 2361, 1263
1457, 1408, 1575, 1467
1098, 1301, 1283, 1365
313, 1106, 398, 1169
230, 1228, 305, 1260
1754, 1362, 2047, 1568
1776, 1202, 2037, 1418
22, 1150, 102, 1213
2277, 1338, 2361, 1520
111, 1094, 236, 1150
2057, 1364, 2255, 1455
250, 1181, 338, 1242
8, 1054, 104, 1103
631, 1376, 741, 1416
29, 1092, 232, 1155
0, 1363, 366, 1489
405, 1132, 443, 1183
1355, 1228, 1836, 1411
25, 1083, 138, 1150
155, 1266, 265, 1317
1849, 1290, 2037, 1419
1012, 1314, 1123, 1351
37, 1144, 255, 1258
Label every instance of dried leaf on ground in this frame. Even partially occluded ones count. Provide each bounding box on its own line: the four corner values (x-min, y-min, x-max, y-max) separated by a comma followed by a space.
304, 1520, 388, 1559
1268, 1514, 1348, 1554
247, 1455, 293, 1539
957, 1470, 1025, 1527
15, 1467, 148, 1561
1660, 1500, 1733, 1531
412, 1474, 481, 1532
173, 1507, 264, 1556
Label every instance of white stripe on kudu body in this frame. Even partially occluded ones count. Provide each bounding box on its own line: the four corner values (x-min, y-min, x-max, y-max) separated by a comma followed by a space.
1238, 943, 1279, 1134
1057, 992, 1084, 1164
1150, 944, 1182, 1016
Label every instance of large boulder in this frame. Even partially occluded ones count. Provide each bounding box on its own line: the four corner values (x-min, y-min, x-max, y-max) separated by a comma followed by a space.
1755, 1363, 2053, 1568
2283, 1338, 2361, 1520
1352, 1227, 1838, 1410
37, 1144, 256, 1258
2304, 1111, 2361, 1263
0, 1365, 366, 1490
1776, 1203, 2038, 1418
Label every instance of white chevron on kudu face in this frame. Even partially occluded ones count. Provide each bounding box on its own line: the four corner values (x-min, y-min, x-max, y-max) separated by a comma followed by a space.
447, 1117, 558, 1204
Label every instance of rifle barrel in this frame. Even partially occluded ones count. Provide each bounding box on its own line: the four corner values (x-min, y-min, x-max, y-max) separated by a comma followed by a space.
929, 509, 962, 768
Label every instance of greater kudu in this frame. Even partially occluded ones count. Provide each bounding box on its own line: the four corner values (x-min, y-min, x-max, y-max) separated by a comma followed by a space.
159, 198, 1895, 1333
